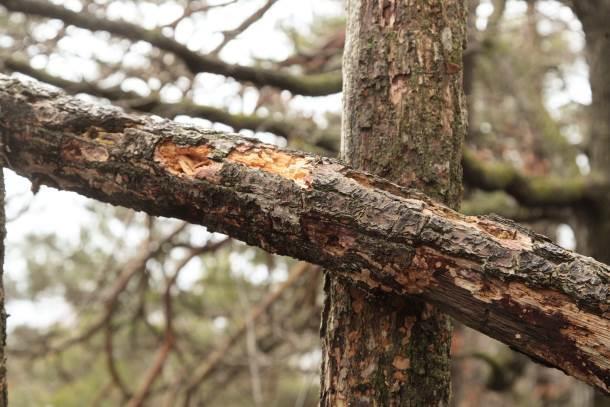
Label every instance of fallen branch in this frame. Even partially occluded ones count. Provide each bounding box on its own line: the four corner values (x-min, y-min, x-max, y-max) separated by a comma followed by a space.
462, 149, 605, 208
5, 58, 602, 208
0, 75, 608, 393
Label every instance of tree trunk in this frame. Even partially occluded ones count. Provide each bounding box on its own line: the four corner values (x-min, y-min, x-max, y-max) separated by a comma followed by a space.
570, 3, 610, 404
571, 2, 610, 266
0, 169, 6, 406
0, 74, 609, 394
321, 1, 466, 405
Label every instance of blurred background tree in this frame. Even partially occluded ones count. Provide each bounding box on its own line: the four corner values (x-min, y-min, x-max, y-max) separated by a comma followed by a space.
0, 0, 608, 405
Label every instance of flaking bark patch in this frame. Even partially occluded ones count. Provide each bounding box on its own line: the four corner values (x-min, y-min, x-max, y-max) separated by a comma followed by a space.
395, 247, 439, 294
227, 145, 313, 188
441, 268, 610, 389
62, 138, 109, 162
154, 140, 313, 188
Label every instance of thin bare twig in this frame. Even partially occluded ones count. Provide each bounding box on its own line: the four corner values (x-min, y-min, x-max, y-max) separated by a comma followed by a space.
180, 261, 311, 406
238, 284, 263, 406
0, 0, 342, 96
105, 320, 132, 400
210, 0, 279, 55
162, 0, 241, 29
195, 268, 321, 406
8, 221, 187, 358
91, 381, 114, 407
126, 240, 228, 407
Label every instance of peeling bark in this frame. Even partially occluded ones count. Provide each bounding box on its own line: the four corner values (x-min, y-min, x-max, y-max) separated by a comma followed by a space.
0, 75, 609, 394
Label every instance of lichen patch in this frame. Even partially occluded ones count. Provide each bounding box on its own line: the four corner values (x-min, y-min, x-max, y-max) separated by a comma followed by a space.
228, 145, 313, 188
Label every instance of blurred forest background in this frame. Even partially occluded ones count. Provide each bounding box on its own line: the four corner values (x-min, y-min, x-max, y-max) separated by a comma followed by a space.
0, 0, 609, 405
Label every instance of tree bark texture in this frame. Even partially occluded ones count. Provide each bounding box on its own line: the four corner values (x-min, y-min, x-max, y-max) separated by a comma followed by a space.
0, 75, 608, 394
321, 1, 466, 405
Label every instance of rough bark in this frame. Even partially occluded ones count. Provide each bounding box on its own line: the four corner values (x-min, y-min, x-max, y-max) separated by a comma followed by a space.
321, 0, 466, 405
340, 1, 465, 204
0, 75, 609, 394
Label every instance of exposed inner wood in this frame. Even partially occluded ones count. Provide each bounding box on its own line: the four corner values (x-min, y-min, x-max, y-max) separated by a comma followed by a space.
154, 142, 213, 176
227, 145, 313, 188
154, 141, 313, 188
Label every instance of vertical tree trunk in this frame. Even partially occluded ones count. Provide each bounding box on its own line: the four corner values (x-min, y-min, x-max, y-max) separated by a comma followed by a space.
0, 170, 6, 406
571, 4, 610, 405
320, 1, 467, 405
573, 3, 610, 266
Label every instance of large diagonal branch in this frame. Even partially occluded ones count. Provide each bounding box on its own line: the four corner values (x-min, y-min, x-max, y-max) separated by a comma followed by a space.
0, 75, 608, 393
5, 59, 605, 209
0, 0, 342, 96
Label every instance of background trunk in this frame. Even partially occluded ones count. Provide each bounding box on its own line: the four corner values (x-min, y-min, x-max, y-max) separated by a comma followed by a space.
0, 170, 6, 406
571, 2, 610, 404
320, 1, 466, 405
572, 2, 610, 266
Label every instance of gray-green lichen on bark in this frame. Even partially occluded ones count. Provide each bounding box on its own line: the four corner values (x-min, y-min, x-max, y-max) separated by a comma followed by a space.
0, 74, 608, 394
